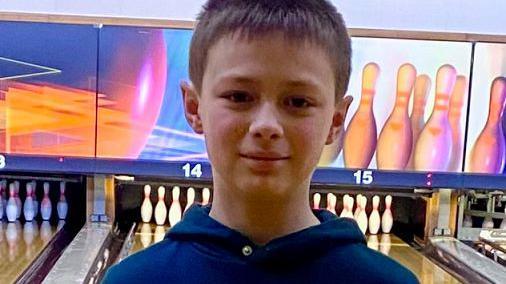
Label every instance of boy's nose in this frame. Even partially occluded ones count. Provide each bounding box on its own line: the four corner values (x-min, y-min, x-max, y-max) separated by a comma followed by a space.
249, 103, 284, 140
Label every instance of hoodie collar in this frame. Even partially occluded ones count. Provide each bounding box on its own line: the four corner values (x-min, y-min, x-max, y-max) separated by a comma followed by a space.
166, 205, 365, 266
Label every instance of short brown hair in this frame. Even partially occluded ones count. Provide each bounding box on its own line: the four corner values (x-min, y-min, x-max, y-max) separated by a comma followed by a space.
189, 0, 352, 100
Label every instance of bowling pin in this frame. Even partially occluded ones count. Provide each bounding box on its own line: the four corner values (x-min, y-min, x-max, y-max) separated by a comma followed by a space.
168, 186, 182, 226
343, 196, 355, 219
357, 196, 368, 234
140, 185, 153, 223
32, 181, 39, 218
202, 188, 210, 206
140, 223, 153, 248
312, 193, 321, 210
381, 195, 393, 233
368, 195, 381, 234
343, 63, 380, 168
14, 181, 22, 219
448, 76, 468, 172
463, 214, 473, 227
500, 208, 506, 229
185, 187, 195, 212
377, 63, 416, 170
354, 194, 362, 220
23, 183, 35, 222
6, 183, 18, 222
340, 195, 349, 218
407, 75, 431, 169
469, 77, 506, 173
0, 182, 4, 220
41, 182, 52, 221
326, 193, 337, 214
414, 65, 457, 171
154, 186, 167, 226
57, 181, 68, 220
482, 215, 494, 229
1, 180, 6, 219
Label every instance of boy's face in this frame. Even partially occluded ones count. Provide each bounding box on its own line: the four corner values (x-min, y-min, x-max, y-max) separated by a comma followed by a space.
183, 33, 350, 199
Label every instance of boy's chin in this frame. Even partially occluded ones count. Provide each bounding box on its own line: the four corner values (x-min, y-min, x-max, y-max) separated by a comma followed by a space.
236, 176, 293, 198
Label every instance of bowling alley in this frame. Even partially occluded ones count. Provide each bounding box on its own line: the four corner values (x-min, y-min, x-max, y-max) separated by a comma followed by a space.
1, 1, 506, 283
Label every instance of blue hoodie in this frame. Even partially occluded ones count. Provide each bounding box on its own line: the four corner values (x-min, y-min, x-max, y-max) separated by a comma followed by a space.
103, 205, 418, 283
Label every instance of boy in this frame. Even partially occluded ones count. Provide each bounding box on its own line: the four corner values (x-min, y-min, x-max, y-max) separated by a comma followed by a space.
103, 0, 418, 283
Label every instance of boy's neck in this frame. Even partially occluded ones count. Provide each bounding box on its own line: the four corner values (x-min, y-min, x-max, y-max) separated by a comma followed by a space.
208, 178, 320, 245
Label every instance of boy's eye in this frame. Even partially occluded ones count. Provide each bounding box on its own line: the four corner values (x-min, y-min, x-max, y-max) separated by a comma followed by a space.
223, 91, 254, 103
284, 97, 313, 108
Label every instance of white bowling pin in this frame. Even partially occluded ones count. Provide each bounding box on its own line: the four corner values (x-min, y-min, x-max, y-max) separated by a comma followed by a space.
469, 77, 506, 173
185, 187, 195, 212
202, 188, 211, 206
154, 186, 167, 226
346, 195, 355, 219
414, 65, 457, 171
463, 214, 473, 227
32, 181, 39, 218
140, 223, 153, 248
357, 196, 368, 234
500, 208, 506, 229
343, 63, 380, 168
354, 194, 362, 220
1, 180, 7, 214
381, 195, 393, 233
326, 193, 337, 215
168, 186, 182, 227
407, 74, 431, 170
57, 181, 68, 220
23, 183, 35, 222
14, 181, 22, 219
340, 195, 349, 218
140, 185, 153, 223
368, 195, 381, 234
448, 76, 468, 172
482, 215, 494, 229
40, 182, 52, 221
377, 63, 416, 170
0, 182, 4, 220
6, 183, 18, 222
312, 193, 321, 210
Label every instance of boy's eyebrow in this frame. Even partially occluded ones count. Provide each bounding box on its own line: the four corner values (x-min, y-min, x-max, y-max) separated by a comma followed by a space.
223, 75, 320, 88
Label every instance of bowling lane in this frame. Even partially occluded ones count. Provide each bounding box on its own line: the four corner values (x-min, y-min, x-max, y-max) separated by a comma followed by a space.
130, 223, 170, 254
0, 221, 59, 284
367, 234, 460, 283
127, 224, 460, 283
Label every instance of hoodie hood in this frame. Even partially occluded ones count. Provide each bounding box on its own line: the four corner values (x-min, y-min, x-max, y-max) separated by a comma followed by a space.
166, 205, 366, 266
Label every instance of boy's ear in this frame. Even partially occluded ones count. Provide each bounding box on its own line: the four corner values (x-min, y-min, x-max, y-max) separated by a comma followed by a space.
325, 95, 353, 145
181, 81, 203, 134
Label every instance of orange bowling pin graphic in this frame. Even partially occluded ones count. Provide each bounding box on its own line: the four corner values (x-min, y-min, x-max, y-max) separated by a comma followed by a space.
414, 65, 456, 171
469, 77, 506, 173
377, 63, 416, 170
448, 76, 468, 172
406, 75, 431, 170
343, 62, 380, 168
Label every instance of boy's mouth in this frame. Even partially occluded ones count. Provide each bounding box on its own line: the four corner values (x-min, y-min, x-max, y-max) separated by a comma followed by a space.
239, 152, 290, 161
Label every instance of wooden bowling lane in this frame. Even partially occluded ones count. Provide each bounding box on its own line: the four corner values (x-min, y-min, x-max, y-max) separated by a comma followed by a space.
130, 223, 170, 254
0, 221, 59, 284
367, 234, 460, 283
